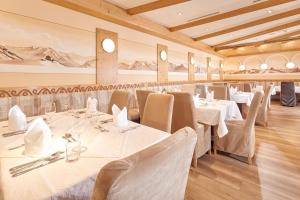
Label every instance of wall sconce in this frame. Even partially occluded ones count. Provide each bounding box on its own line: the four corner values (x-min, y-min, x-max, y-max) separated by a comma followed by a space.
190, 56, 195, 65
208, 61, 212, 67
102, 38, 115, 53
260, 63, 268, 70
286, 62, 295, 69
239, 65, 246, 71
220, 63, 224, 68
160, 50, 167, 61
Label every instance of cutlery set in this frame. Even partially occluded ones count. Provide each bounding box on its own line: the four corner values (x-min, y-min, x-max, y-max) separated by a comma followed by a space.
2, 130, 27, 137
9, 151, 64, 177
120, 125, 141, 133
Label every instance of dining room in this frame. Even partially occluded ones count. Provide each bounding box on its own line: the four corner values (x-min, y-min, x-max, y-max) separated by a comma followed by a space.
0, 0, 300, 200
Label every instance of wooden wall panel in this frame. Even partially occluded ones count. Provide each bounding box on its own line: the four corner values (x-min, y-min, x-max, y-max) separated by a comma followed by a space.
96, 28, 118, 84
219, 60, 224, 80
207, 57, 212, 81
157, 44, 168, 82
188, 52, 195, 81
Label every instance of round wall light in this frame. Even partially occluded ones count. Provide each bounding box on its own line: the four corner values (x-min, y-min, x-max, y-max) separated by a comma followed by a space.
260, 63, 268, 70
102, 38, 115, 53
220, 63, 224, 68
208, 61, 212, 67
160, 50, 167, 61
239, 65, 246, 71
286, 62, 295, 69
190, 56, 195, 65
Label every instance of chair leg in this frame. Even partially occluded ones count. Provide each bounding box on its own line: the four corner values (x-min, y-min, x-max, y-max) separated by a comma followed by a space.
214, 149, 217, 155
208, 149, 212, 155
247, 156, 252, 165
192, 157, 198, 168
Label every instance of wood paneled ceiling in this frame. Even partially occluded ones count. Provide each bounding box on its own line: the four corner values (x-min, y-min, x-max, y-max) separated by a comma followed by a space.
107, 0, 300, 56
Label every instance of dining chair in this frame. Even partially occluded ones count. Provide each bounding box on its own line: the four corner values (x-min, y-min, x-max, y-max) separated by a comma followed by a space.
136, 90, 153, 121
107, 90, 130, 115
214, 91, 264, 164
168, 92, 211, 167
91, 127, 197, 200
141, 93, 174, 133
181, 84, 196, 95
244, 83, 252, 92
207, 85, 228, 100
255, 85, 274, 127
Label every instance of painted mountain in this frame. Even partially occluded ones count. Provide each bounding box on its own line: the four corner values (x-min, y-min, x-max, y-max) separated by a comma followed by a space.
0, 45, 95, 68
224, 67, 300, 74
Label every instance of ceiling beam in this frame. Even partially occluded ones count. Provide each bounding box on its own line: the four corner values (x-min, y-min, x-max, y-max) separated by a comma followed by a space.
215, 36, 300, 51
268, 29, 300, 41
194, 8, 300, 41
213, 20, 300, 47
169, 0, 295, 32
43, 0, 220, 57
126, 0, 191, 15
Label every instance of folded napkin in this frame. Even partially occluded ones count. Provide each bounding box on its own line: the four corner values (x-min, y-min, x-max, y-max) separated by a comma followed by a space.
112, 104, 128, 128
86, 97, 98, 113
206, 90, 214, 102
229, 87, 238, 96
24, 118, 52, 156
8, 105, 27, 131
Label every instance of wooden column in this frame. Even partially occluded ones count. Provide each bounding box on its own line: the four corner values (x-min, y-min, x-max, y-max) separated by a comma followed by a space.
207, 57, 212, 81
188, 52, 195, 81
96, 28, 118, 84
157, 44, 168, 82
219, 60, 224, 80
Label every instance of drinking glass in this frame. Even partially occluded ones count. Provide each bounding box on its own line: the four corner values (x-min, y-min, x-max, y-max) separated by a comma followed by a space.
65, 130, 81, 162
45, 102, 56, 122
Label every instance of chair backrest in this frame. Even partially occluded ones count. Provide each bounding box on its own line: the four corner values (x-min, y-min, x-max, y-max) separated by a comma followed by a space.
107, 90, 130, 114
91, 127, 197, 200
142, 93, 174, 133
181, 84, 196, 95
168, 92, 197, 133
207, 85, 228, 100
244, 91, 264, 133
244, 83, 252, 92
136, 90, 153, 121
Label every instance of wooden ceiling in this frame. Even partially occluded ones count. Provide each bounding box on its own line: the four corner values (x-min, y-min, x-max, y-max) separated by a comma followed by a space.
46, 0, 300, 57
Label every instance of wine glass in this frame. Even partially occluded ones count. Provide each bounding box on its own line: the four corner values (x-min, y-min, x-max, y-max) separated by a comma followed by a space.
44, 102, 56, 122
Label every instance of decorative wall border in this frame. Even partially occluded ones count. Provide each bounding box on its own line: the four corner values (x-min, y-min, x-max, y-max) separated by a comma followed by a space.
1, 79, 299, 98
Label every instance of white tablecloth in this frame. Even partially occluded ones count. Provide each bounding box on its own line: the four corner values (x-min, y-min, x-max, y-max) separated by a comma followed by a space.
0, 110, 170, 200
230, 92, 254, 106
194, 99, 242, 137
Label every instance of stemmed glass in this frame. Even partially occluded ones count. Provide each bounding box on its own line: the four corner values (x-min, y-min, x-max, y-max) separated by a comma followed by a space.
44, 102, 56, 123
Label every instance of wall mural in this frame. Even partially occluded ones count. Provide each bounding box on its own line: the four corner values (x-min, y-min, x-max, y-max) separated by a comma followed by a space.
224, 53, 300, 75
0, 11, 96, 74
118, 39, 157, 73
168, 50, 188, 73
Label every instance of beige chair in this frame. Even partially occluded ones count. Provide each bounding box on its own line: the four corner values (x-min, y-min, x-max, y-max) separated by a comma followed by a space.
168, 92, 211, 167
136, 90, 153, 121
142, 93, 174, 133
107, 90, 130, 115
181, 84, 196, 95
91, 127, 197, 200
255, 85, 274, 127
207, 85, 228, 100
214, 91, 264, 164
244, 83, 252, 92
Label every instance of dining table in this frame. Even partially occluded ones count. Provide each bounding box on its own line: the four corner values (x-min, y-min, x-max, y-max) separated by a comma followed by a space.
194, 98, 243, 138
0, 109, 170, 200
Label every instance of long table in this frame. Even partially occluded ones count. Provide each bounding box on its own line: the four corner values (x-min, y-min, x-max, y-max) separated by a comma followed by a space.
0, 110, 169, 199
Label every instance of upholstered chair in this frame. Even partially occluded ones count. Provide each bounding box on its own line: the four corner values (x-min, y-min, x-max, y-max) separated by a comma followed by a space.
214, 91, 264, 164
107, 90, 130, 115
141, 93, 174, 133
91, 127, 197, 200
207, 85, 228, 100
244, 83, 252, 92
255, 85, 274, 127
168, 92, 211, 168
136, 90, 153, 121
181, 84, 196, 95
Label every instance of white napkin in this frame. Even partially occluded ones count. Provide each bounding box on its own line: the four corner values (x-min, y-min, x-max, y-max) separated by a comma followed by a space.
8, 105, 27, 131
206, 90, 214, 102
229, 87, 238, 96
24, 118, 52, 156
112, 104, 128, 128
86, 97, 98, 113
